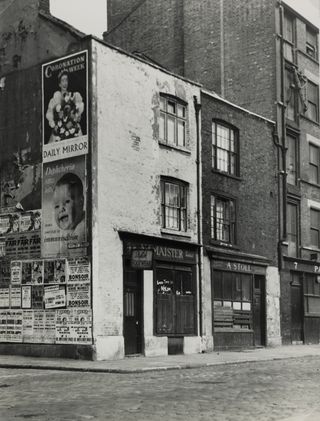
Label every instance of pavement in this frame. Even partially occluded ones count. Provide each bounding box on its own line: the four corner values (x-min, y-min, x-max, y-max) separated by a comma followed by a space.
0, 344, 320, 373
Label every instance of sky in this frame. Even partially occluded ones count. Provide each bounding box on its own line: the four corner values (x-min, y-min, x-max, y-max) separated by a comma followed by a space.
50, 0, 107, 38
50, 0, 320, 38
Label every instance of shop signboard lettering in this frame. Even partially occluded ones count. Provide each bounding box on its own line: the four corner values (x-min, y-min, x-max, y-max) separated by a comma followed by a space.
131, 249, 153, 269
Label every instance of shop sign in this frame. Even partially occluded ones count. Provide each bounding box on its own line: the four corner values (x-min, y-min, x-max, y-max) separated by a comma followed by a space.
211, 260, 266, 274
131, 249, 153, 269
284, 259, 320, 274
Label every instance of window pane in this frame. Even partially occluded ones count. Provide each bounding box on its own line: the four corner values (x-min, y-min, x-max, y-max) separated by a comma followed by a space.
177, 104, 185, 118
160, 97, 166, 111
311, 229, 319, 248
311, 209, 320, 227
310, 144, 318, 165
310, 165, 318, 184
214, 271, 223, 299
177, 120, 185, 147
167, 101, 176, 114
234, 274, 241, 301
159, 113, 165, 141
307, 296, 320, 314
286, 135, 296, 185
284, 13, 294, 43
242, 274, 252, 301
223, 272, 233, 300
217, 149, 228, 172
167, 115, 175, 144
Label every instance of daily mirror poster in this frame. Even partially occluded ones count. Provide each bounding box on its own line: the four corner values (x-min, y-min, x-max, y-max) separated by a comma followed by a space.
42, 51, 88, 163
42, 156, 87, 258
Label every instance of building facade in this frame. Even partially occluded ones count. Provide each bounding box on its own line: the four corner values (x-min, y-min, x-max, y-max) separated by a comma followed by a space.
105, 0, 320, 346
0, 0, 203, 360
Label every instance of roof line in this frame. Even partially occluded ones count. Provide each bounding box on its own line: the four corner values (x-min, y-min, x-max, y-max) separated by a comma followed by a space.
39, 10, 86, 39
202, 89, 275, 125
84, 35, 202, 88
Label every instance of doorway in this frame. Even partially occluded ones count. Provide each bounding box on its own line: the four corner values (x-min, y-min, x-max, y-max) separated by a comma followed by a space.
123, 269, 143, 355
290, 274, 303, 343
253, 275, 266, 346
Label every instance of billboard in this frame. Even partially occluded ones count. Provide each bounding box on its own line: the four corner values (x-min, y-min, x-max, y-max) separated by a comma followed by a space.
42, 51, 88, 163
42, 156, 87, 258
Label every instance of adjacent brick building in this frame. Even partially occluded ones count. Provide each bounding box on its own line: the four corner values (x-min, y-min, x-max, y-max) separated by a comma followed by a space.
105, 0, 320, 346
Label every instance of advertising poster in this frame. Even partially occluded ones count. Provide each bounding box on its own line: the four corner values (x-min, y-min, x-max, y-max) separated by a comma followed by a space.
0, 162, 41, 213
44, 260, 55, 284
5, 231, 41, 259
67, 283, 90, 308
0, 214, 11, 234
11, 261, 22, 285
22, 310, 34, 342
33, 310, 45, 343
10, 286, 21, 308
43, 310, 56, 344
55, 259, 66, 283
19, 210, 41, 232
42, 51, 88, 163
31, 260, 44, 285
21, 261, 32, 284
0, 288, 10, 308
72, 308, 92, 344
0, 236, 5, 257
6, 310, 22, 342
31, 285, 44, 309
21, 285, 32, 309
56, 308, 72, 344
0, 260, 10, 287
44, 285, 66, 309
68, 259, 90, 283
0, 310, 7, 341
42, 156, 87, 258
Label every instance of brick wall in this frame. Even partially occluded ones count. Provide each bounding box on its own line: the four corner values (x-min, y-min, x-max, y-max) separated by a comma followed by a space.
201, 93, 278, 264
105, 0, 185, 75
107, 0, 143, 31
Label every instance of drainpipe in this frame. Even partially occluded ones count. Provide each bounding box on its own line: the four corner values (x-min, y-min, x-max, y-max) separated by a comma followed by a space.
193, 95, 203, 338
279, 2, 288, 241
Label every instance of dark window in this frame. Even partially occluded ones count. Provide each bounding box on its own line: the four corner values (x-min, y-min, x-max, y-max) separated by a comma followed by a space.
309, 143, 320, 184
285, 67, 297, 121
306, 80, 319, 122
161, 179, 188, 232
159, 95, 187, 147
155, 266, 196, 335
212, 122, 239, 176
213, 271, 253, 329
304, 274, 320, 316
287, 202, 299, 257
283, 11, 295, 62
211, 195, 235, 244
306, 26, 318, 59
310, 208, 320, 248
286, 133, 298, 185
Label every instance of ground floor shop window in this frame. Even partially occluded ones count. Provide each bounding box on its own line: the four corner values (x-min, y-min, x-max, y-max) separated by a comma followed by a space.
155, 266, 196, 335
304, 274, 320, 316
213, 271, 253, 330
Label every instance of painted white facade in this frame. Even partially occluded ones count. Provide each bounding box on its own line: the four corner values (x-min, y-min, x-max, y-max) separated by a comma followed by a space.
90, 39, 202, 360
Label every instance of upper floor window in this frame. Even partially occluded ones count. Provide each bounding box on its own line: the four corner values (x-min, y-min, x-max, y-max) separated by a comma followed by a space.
287, 201, 299, 257
161, 178, 188, 232
285, 66, 297, 121
306, 80, 319, 122
306, 25, 318, 60
309, 143, 320, 184
286, 133, 298, 185
310, 208, 320, 248
211, 195, 235, 244
283, 11, 295, 62
159, 95, 187, 148
212, 121, 239, 176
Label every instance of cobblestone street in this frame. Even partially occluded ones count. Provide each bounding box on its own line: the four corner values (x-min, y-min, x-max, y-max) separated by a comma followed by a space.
0, 356, 320, 421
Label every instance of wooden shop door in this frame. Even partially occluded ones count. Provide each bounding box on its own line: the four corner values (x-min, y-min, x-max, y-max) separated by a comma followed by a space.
290, 280, 303, 343
123, 269, 143, 355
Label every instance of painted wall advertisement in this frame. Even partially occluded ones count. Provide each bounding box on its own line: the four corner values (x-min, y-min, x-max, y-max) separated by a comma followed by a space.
42, 156, 87, 258
42, 51, 88, 163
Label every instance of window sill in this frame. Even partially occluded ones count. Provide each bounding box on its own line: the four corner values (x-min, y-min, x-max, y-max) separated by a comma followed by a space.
209, 239, 239, 250
296, 48, 319, 65
300, 178, 320, 189
161, 228, 192, 240
158, 141, 191, 155
214, 328, 253, 333
211, 169, 242, 181
300, 114, 320, 127
301, 246, 320, 253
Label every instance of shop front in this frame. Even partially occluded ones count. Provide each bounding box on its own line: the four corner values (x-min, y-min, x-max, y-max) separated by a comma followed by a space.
209, 252, 268, 350
283, 258, 320, 345
121, 232, 199, 356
